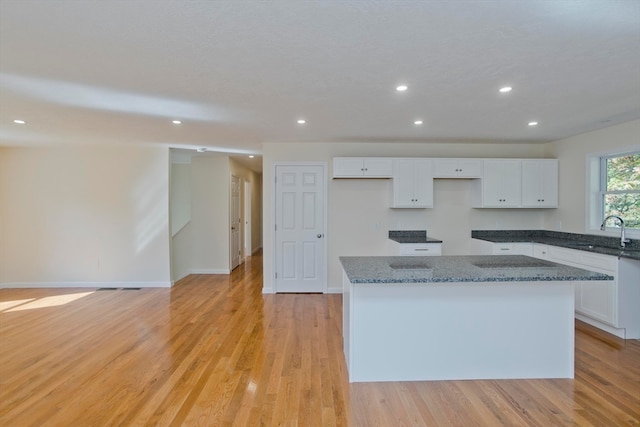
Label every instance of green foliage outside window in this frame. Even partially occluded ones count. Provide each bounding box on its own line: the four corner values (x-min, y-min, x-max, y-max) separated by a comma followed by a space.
603, 154, 640, 229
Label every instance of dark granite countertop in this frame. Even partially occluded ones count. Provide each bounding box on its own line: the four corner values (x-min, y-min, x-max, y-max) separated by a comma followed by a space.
388, 230, 443, 244
471, 230, 640, 261
340, 255, 613, 284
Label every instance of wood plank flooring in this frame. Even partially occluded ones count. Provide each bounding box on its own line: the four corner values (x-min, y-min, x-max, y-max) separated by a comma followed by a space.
1, 251, 638, 426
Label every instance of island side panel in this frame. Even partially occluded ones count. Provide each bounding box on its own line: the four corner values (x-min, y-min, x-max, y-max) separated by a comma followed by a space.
342, 271, 351, 372
346, 280, 575, 383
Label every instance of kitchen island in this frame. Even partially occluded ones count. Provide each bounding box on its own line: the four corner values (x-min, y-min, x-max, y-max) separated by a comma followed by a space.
340, 255, 613, 383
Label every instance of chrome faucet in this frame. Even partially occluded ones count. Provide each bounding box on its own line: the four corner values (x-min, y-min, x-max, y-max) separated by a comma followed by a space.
600, 215, 631, 248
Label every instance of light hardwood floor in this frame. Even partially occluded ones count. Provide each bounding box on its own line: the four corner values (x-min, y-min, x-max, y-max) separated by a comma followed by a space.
1, 251, 639, 426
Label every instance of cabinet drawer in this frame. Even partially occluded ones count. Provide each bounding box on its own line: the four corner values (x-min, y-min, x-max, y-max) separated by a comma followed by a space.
397, 244, 442, 256
491, 243, 532, 256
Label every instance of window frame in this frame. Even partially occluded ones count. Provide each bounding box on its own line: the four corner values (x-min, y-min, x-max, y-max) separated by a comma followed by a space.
586, 145, 640, 239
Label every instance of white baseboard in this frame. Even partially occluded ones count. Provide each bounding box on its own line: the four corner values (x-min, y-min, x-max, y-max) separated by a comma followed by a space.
0, 281, 172, 289
252, 246, 262, 255
575, 313, 628, 339
326, 287, 343, 294
262, 287, 275, 294
191, 269, 230, 275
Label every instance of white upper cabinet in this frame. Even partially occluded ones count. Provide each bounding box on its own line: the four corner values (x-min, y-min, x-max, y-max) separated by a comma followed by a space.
333, 157, 393, 178
521, 159, 558, 208
473, 159, 522, 207
391, 158, 433, 208
433, 158, 482, 178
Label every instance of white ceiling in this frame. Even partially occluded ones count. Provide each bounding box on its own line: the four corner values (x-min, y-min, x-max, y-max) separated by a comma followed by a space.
1, 0, 639, 163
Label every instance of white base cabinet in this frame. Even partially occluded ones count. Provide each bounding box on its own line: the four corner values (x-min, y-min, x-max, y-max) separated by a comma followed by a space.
471, 239, 640, 339
388, 240, 442, 256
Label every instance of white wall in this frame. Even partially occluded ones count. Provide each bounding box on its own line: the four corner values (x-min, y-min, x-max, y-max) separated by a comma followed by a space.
190, 155, 231, 274
263, 141, 547, 293
542, 119, 640, 234
0, 145, 171, 287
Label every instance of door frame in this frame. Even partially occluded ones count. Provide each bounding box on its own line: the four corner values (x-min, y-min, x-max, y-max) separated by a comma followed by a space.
244, 179, 252, 256
230, 173, 241, 271
272, 161, 328, 293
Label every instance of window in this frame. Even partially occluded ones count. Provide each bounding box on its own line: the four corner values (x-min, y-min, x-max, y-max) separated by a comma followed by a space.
601, 153, 640, 229
587, 148, 640, 238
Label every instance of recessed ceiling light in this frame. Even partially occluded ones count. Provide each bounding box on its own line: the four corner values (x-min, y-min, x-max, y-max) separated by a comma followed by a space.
414, 120, 423, 125
528, 121, 539, 126
297, 119, 306, 124
396, 85, 408, 92
499, 86, 513, 93
13, 119, 26, 124
249, 155, 255, 158
172, 120, 182, 124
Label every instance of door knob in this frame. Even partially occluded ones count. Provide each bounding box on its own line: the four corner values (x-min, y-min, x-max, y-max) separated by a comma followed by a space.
317, 234, 324, 238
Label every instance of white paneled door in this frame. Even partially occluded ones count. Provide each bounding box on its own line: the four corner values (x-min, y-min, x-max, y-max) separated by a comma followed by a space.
275, 165, 326, 293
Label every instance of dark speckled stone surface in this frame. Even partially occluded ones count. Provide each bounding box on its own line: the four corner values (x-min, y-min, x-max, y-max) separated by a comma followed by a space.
340, 255, 613, 284
388, 230, 443, 244
471, 230, 640, 260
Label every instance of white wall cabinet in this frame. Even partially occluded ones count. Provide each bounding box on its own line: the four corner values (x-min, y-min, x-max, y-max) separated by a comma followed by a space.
333, 157, 393, 178
522, 159, 558, 208
472, 160, 522, 207
433, 158, 482, 178
391, 158, 433, 208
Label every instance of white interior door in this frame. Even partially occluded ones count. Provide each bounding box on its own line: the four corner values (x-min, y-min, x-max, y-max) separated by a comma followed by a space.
230, 174, 241, 270
275, 164, 326, 293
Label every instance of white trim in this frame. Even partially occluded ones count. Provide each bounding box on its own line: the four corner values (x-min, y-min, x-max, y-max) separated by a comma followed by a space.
585, 145, 640, 239
272, 161, 329, 293
0, 281, 172, 289
575, 313, 626, 339
262, 286, 275, 294
326, 287, 343, 294
191, 269, 231, 274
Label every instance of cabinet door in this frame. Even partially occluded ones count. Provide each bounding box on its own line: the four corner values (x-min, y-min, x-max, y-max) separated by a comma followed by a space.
413, 159, 433, 208
433, 159, 459, 178
333, 158, 365, 177
577, 280, 616, 325
481, 160, 521, 207
391, 159, 432, 208
539, 160, 558, 207
392, 159, 416, 207
522, 160, 558, 207
457, 159, 482, 178
433, 158, 482, 178
363, 158, 393, 177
